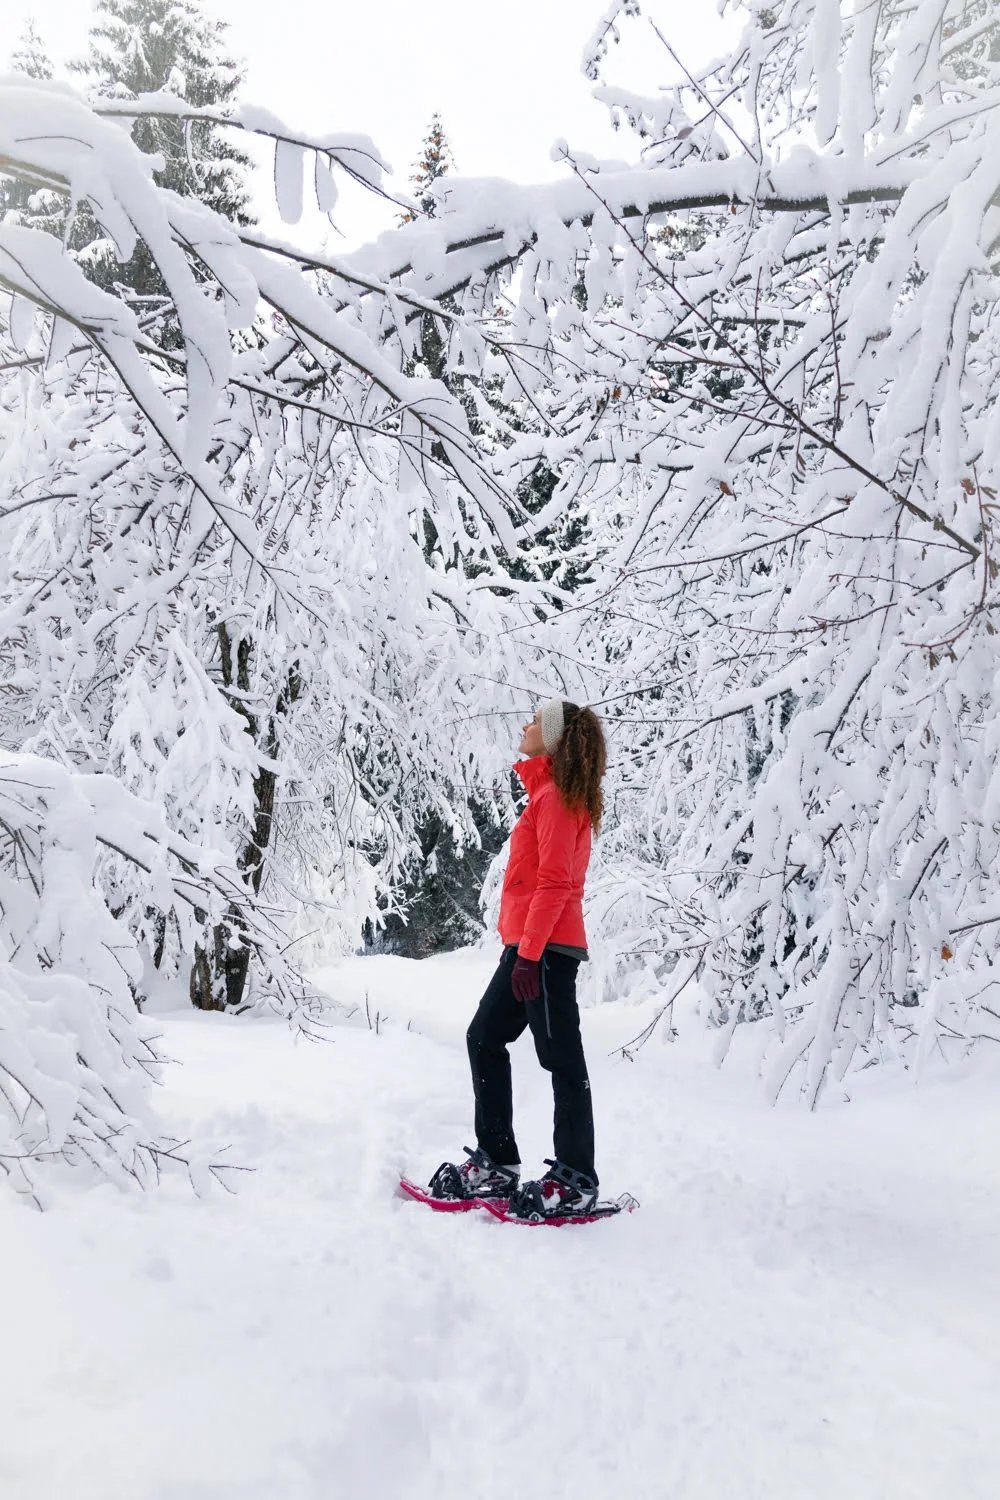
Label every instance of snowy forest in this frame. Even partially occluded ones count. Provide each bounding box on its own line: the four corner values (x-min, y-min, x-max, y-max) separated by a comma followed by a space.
2, 2, 999, 1494
3, 0, 998, 1190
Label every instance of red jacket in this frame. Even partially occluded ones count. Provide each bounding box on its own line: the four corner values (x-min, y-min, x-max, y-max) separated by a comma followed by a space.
497, 756, 591, 961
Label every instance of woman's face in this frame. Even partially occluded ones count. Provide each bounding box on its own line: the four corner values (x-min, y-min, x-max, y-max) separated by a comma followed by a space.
518, 709, 546, 758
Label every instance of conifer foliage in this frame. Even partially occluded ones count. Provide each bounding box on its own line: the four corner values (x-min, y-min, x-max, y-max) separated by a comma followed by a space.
1, 20, 55, 224
374, 116, 510, 959
69, 0, 253, 292
73, 0, 252, 216
404, 112, 454, 222
10, 18, 52, 80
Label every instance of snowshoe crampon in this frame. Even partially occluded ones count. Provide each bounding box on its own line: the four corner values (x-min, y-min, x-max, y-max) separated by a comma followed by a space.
480, 1191, 638, 1227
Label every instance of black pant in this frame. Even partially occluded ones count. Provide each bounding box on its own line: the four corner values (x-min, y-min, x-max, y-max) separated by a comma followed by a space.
466, 947, 597, 1183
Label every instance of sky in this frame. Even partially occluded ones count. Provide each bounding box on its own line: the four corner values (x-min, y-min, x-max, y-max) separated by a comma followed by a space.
2, 0, 735, 245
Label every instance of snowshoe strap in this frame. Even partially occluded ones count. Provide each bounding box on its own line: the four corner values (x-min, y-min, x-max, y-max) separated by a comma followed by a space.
507, 1160, 598, 1219
541, 1158, 598, 1194
463, 1144, 495, 1171
463, 1146, 518, 1183
508, 1179, 547, 1219
428, 1160, 466, 1200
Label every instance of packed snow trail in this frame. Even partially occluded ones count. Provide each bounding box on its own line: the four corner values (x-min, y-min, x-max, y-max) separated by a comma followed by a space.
2, 949, 998, 1500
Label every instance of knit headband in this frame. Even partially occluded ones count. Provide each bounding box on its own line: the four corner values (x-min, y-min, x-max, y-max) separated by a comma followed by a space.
540, 698, 566, 755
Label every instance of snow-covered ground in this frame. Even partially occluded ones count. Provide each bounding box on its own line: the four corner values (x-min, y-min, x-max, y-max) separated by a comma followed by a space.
3, 948, 999, 1500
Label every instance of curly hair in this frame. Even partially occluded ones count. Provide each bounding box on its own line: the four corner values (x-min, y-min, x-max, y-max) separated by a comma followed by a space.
551, 702, 607, 835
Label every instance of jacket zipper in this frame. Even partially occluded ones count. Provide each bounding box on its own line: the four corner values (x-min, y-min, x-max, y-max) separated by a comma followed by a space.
541, 954, 552, 1039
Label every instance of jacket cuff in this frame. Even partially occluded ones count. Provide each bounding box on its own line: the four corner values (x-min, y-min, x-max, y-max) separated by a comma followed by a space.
517, 936, 545, 962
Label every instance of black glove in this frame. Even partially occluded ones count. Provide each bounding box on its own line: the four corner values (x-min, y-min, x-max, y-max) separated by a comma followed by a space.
512, 955, 541, 1004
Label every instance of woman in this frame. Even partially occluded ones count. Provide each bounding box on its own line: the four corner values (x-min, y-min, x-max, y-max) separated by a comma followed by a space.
429, 697, 607, 1219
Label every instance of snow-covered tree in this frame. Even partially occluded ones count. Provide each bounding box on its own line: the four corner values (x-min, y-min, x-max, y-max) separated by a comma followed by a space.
73, 0, 252, 213
2, 0, 997, 1183
484, 0, 1000, 1099
366, 116, 510, 959
0, 749, 303, 1201
403, 112, 455, 224
68, 0, 253, 297
330, 0, 1000, 1098
0, 58, 563, 1184
10, 18, 52, 80
0, 73, 546, 1016
0, 20, 57, 227
578, 0, 1000, 1100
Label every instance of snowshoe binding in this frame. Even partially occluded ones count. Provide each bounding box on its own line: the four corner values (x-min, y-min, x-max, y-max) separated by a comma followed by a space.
426, 1145, 520, 1203
504, 1159, 599, 1222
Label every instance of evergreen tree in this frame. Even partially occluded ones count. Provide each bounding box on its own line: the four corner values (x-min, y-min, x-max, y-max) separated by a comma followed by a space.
370, 118, 507, 958
68, 0, 253, 297
10, 18, 52, 79
402, 112, 454, 225
1, 20, 58, 225
403, 116, 456, 386
374, 118, 590, 959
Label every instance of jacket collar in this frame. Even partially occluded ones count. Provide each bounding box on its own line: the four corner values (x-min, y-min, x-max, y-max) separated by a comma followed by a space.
514, 755, 553, 796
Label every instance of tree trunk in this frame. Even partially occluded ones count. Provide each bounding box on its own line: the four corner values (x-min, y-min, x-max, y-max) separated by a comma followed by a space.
190, 626, 300, 1011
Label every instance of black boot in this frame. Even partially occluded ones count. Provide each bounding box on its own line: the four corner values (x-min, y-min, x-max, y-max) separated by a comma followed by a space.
428, 1145, 520, 1201
506, 1159, 598, 1220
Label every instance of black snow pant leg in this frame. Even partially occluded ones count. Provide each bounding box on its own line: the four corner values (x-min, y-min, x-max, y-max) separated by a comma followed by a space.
524, 952, 597, 1185
466, 948, 528, 1166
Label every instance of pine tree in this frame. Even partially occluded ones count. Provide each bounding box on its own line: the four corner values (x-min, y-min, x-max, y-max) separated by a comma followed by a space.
376, 120, 589, 959
1, 20, 58, 225
68, 0, 253, 297
377, 114, 595, 959
368, 118, 507, 958
10, 18, 52, 80
402, 112, 454, 226
403, 116, 456, 388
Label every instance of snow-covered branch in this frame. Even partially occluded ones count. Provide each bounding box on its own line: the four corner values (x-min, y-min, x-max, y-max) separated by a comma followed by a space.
0, 751, 302, 1200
